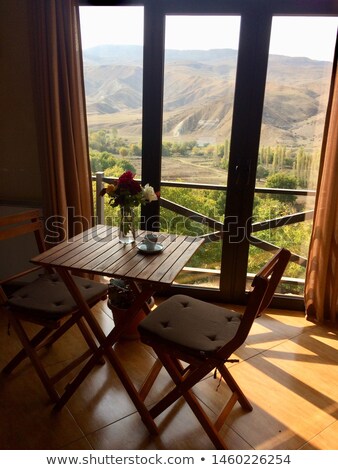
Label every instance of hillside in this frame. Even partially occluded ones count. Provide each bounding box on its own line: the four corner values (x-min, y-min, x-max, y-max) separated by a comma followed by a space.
83, 45, 332, 148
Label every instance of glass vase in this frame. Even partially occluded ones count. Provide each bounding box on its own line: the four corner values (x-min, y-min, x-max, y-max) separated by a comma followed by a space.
119, 207, 136, 244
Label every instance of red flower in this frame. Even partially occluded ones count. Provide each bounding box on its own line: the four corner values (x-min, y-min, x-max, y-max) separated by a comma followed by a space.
100, 171, 158, 209
117, 171, 142, 195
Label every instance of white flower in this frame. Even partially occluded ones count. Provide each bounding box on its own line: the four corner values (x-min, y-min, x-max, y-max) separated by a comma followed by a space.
142, 184, 158, 202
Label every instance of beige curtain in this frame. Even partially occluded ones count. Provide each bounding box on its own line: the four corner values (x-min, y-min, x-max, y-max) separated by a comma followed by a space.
31, 0, 93, 243
305, 46, 338, 324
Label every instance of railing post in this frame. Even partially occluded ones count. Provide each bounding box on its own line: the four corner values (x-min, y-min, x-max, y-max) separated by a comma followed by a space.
95, 171, 105, 225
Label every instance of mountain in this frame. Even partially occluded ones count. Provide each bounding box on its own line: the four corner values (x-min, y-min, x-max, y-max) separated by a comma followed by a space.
82, 45, 332, 148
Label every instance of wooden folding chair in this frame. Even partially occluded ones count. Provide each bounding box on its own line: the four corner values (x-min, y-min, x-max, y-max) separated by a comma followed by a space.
138, 248, 291, 449
0, 210, 107, 403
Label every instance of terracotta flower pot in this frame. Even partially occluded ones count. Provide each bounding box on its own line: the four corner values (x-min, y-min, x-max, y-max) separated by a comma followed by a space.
108, 293, 155, 340
111, 306, 147, 340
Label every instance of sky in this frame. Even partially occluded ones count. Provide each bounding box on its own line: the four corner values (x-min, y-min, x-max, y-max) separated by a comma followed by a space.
79, 6, 337, 62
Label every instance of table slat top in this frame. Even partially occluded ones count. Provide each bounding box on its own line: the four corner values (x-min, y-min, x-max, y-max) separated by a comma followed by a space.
31, 225, 204, 286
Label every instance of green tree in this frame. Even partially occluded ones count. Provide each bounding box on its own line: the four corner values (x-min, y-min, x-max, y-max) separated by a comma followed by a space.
265, 172, 297, 203
89, 150, 117, 173
119, 159, 137, 173
162, 141, 173, 156
119, 147, 129, 157
129, 143, 141, 156
256, 165, 269, 181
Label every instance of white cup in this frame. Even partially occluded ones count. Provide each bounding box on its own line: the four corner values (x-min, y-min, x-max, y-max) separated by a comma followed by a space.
143, 233, 158, 251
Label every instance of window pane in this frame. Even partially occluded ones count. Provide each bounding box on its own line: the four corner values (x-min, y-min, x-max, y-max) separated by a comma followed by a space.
160, 15, 240, 290
161, 15, 240, 185
80, 6, 144, 179
251, 16, 337, 297
160, 187, 225, 289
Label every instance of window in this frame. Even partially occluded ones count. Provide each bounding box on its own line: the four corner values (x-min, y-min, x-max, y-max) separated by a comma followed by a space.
80, 1, 338, 308
250, 17, 337, 297
80, 6, 144, 178
158, 15, 240, 289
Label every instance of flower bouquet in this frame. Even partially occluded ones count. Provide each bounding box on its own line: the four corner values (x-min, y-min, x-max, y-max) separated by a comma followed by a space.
100, 171, 158, 243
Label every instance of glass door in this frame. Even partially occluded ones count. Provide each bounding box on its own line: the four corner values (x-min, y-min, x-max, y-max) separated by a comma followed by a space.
160, 15, 241, 290
249, 16, 337, 302
161, 12, 337, 308
80, 2, 338, 308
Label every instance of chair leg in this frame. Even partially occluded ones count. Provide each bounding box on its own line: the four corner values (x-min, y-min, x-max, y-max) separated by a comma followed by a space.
54, 341, 159, 436
3, 312, 95, 377
214, 392, 239, 431
2, 312, 103, 403
138, 355, 186, 401
138, 358, 163, 401
37, 314, 80, 349
218, 363, 253, 411
6, 316, 60, 402
149, 354, 213, 420
151, 352, 227, 450
183, 387, 227, 450
39, 314, 105, 367
49, 348, 94, 384
76, 317, 105, 365
209, 363, 253, 433
146, 353, 251, 449
2, 325, 53, 375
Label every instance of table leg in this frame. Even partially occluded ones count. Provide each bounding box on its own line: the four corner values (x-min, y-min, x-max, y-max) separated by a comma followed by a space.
54, 268, 158, 435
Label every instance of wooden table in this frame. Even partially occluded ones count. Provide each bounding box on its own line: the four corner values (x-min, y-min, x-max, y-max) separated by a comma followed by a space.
31, 225, 204, 434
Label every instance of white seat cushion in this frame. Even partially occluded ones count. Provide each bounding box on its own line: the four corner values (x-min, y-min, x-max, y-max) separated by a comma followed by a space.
138, 294, 242, 355
8, 274, 107, 320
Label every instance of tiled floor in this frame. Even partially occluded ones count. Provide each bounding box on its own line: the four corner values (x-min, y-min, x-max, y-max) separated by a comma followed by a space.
1, 299, 338, 450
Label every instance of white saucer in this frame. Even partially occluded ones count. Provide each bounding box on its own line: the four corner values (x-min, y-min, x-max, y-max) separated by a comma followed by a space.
137, 243, 163, 254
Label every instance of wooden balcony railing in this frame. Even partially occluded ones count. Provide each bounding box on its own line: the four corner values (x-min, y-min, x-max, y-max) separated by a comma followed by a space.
92, 171, 316, 280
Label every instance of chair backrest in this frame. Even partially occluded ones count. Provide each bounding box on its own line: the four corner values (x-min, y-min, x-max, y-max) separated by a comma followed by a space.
0, 209, 45, 249
216, 248, 291, 360
254, 248, 291, 315
0, 210, 46, 290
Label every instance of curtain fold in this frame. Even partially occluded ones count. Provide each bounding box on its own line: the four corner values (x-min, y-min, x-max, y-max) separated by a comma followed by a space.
31, 0, 93, 242
305, 45, 338, 324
